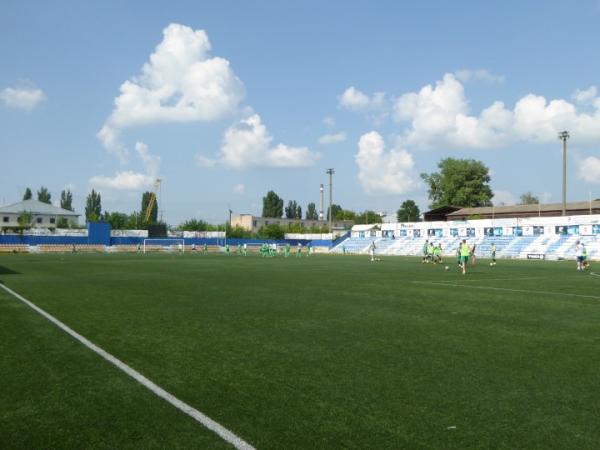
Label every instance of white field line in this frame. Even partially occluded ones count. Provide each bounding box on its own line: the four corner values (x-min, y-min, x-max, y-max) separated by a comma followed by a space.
448, 277, 546, 282
590, 272, 600, 278
412, 280, 600, 301
0, 283, 255, 450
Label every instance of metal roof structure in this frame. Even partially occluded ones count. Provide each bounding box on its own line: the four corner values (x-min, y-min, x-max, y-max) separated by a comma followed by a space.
0, 199, 79, 216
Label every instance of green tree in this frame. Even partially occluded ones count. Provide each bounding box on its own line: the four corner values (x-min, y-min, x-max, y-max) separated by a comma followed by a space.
285, 200, 298, 219
226, 224, 253, 238
519, 192, 539, 205
23, 188, 32, 200
56, 217, 69, 228
141, 191, 158, 224
262, 191, 284, 218
420, 158, 493, 208
354, 210, 383, 225
177, 218, 210, 231
37, 186, 52, 204
85, 189, 102, 222
103, 211, 129, 229
60, 189, 73, 211
306, 202, 318, 220
257, 223, 285, 239
326, 204, 343, 221
17, 211, 32, 228
397, 200, 421, 222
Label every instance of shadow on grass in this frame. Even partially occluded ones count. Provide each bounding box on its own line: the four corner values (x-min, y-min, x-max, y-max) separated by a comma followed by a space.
0, 265, 20, 275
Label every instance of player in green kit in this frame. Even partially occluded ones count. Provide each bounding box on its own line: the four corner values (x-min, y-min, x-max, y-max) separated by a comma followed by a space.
285, 243, 291, 257
459, 240, 470, 274
422, 240, 429, 263
433, 243, 443, 264
237, 244, 242, 255
225, 244, 230, 255
490, 243, 497, 266
203, 243, 208, 255
296, 243, 302, 257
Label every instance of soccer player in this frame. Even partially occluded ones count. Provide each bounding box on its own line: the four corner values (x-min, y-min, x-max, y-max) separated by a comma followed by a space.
285, 243, 291, 258
243, 243, 248, 256
583, 245, 590, 269
369, 240, 376, 262
237, 244, 242, 255
433, 243, 443, 264
575, 241, 585, 271
459, 240, 470, 275
426, 242, 434, 263
470, 244, 477, 265
296, 243, 302, 257
225, 244, 230, 255
491, 243, 497, 266
422, 240, 429, 263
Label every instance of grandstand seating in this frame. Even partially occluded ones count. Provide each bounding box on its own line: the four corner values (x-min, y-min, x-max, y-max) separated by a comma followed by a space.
331, 234, 600, 260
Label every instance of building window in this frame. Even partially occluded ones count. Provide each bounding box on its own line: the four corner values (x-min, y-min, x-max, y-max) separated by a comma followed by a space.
2, 216, 8, 223
50, 218, 56, 224
36, 217, 43, 224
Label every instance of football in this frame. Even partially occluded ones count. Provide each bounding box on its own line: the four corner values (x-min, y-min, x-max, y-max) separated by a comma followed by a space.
444, 266, 449, 271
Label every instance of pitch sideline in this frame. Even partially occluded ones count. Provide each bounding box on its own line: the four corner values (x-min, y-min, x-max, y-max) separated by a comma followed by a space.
412, 280, 600, 300
0, 282, 255, 450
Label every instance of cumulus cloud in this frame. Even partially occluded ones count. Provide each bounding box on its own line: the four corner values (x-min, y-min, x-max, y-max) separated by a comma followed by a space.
355, 131, 416, 195
0, 86, 46, 111
89, 171, 156, 190
454, 69, 505, 84
98, 23, 245, 160
339, 87, 385, 112
90, 141, 159, 190
578, 156, 600, 184
492, 190, 517, 206
393, 73, 600, 149
323, 116, 335, 128
572, 86, 597, 104
233, 183, 245, 194
216, 114, 319, 168
318, 132, 346, 145
195, 154, 217, 168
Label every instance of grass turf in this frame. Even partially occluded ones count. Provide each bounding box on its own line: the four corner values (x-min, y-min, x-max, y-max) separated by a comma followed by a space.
1, 252, 599, 449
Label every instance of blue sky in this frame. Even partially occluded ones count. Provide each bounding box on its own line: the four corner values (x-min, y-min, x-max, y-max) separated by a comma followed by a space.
1, 0, 600, 224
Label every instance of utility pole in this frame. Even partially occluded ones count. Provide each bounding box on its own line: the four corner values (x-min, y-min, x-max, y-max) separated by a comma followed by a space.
326, 168, 334, 233
558, 131, 569, 216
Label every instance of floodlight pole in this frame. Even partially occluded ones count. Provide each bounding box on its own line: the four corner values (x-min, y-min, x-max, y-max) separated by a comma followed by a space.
326, 168, 334, 233
558, 131, 570, 216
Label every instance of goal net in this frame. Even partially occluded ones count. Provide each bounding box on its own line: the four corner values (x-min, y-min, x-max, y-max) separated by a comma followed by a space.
142, 238, 185, 254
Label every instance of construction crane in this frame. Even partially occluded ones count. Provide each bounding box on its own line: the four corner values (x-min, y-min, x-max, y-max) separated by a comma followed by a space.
143, 178, 161, 224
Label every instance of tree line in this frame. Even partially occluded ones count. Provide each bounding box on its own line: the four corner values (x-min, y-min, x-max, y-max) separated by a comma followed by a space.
17, 157, 540, 231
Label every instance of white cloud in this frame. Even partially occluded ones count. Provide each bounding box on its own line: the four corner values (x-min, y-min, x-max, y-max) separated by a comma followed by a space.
492, 190, 517, 206
454, 69, 505, 84
98, 23, 245, 158
135, 141, 160, 176
393, 73, 600, 149
339, 87, 385, 112
323, 116, 335, 128
233, 183, 245, 194
355, 131, 416, 195
90, 141, 159, 190
318, 132, 347, 145
218, 114, 319, 168
578, 156, 600, 184
195, 154, 217, 168
0, 86, 46, 111
572, 86, 597, 104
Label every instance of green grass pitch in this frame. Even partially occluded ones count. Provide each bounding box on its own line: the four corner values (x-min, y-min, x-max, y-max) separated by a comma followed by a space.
1, 252, 599, 449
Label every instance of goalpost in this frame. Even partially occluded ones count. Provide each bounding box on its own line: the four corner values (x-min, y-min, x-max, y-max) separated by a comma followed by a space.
142, 238, 185, 254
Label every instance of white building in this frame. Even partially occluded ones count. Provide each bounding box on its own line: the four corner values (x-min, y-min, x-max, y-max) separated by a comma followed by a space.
0, 199, 79, 229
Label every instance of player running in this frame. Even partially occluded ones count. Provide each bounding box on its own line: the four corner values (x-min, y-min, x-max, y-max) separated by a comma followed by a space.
459, 240, 470, 275
490, 243, 497, 266
470, 244, 477, 265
